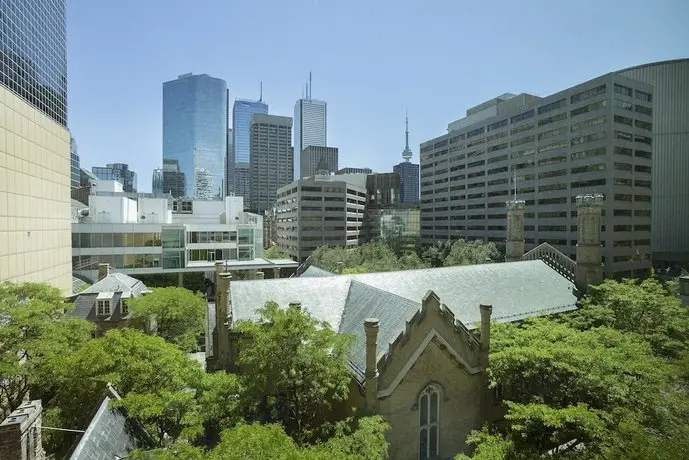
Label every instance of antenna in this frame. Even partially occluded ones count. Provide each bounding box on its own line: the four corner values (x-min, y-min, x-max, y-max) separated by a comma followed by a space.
309, 72, 312, 99
259, 82, 263, 102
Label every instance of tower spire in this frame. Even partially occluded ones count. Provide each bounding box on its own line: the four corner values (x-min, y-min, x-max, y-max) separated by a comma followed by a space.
401, 109, 413, 162
259, 81, 263, 102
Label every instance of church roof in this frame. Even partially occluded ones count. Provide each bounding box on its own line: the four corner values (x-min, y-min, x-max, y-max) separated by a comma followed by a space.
229, 260, 578, 380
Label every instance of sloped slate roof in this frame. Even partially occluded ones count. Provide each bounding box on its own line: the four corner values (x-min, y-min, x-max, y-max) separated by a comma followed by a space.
69, 385, 152, 460
300, 265, 335, 278
231, 260, 577, 329
81, 273, 149, 296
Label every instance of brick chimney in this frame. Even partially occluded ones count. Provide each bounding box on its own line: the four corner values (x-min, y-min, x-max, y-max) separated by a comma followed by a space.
575, 193, 604, 291
479, 304, 492, 369
97, 263, 110, 281
0, 400, 45, 460
364, 318, 380, 411
505, 200, 525, 261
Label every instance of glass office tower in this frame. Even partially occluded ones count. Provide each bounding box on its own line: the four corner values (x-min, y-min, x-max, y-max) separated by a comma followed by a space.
294, 98, 327, 179
92, 163, 138, 192
70, 136, 80, 187
163, 73, 227, 199
0, 0, 68, 126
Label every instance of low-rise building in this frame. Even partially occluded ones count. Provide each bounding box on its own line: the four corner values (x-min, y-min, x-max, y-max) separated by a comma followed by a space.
72, 180, 297, 283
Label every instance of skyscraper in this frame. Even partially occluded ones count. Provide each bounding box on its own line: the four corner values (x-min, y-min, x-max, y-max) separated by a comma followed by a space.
70, 136, 81, 188
294, 77, 327, 179
92, 163, 138, 193
0, 0, 72, 292
163, 73, 227, 199
300, 146, 338, 178
249, 114, 293, 214
232, 98, 268, 201
393, 112, 420, 204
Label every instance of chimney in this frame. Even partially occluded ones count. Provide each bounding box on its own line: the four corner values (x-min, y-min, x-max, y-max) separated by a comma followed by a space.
478, 304, 493, 415
0, 400, 45, 460
288, 301, 302, 311
505, 200, 525, 261
336, 261, 344, 274
679, 276, 689, 296
97, 263, 110, 281
216, 272, 232, 370
575, 194, 604, 292
255, 271, 265, 280
364, 318, 380, 410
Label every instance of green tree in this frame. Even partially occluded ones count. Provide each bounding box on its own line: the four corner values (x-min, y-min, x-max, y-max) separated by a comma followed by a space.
198, 371, 242, 443
566, 277, 689, 358
311, 242, 427, 274
264, 245, 291, 260
0, 282, 93, 417
130, 287, 206, 351
114, 390, 204, 446
235, 301, 355, 443
443, 239, 501, 267
420, 240, 452, 267
46, 329, 204, 455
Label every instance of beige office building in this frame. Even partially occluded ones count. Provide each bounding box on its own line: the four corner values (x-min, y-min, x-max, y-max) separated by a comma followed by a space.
0, 1, 72, 293
275, 173, 366, 261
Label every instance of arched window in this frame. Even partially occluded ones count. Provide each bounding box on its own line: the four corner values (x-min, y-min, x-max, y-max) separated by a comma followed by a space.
419, 384, 440, 460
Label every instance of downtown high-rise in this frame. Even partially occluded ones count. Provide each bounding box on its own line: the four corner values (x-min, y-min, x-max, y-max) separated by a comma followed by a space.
0, 0, 72, 292
294, 84, 327, 179
163, 73, 227, 199
232, 99, 268, 204
394, 112, 420, 204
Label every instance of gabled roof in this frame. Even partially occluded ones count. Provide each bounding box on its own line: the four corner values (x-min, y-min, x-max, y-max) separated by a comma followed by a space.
229, 260, 578, 379
69, 384, 153, 460
80, 273, 149, 297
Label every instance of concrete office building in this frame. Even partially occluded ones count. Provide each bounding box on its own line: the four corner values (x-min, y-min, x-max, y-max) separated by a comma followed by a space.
420, 73, 654, 279
616, 59, 689, 268
294, 80, 327, 179
163, 73, 227, 199
249, 113, 293, 214
72, 180, 297, 283
93, 163, 137, 193
0, 0, 72, 293
276, 173, 367, 261
300, 145, 338, 178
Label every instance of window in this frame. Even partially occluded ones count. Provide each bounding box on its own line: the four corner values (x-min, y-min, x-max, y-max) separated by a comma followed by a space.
538, 98, 566, 115
121, 299, 129, 315
635, 90, 652, 103
571, 84, 606, 104
614, 115, 633, 127
97, 300, 111, 316
487, 119, 507, 131
614, 99, 633, 111
635, 120, 652, 131
467, 127, 485, 138
614, 84, 633, 97
511, 109, 534, 124
510, 122, 534, 134
635, 105, 652, 116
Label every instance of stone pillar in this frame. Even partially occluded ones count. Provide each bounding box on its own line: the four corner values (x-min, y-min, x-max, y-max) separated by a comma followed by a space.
273, 267, 281, 279
255, 271, 265, 280
479, 304, 493, 369
177, 272, 184, 287
505, 200, 526, 262
0, 400, 45, 460
98, 263, 110, 281
216, 272, 232, 370
575, 194, 604, 292
364, 318, 380, 411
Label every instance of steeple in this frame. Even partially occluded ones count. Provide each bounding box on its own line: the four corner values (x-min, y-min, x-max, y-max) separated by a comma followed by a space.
402, 109, 413, 162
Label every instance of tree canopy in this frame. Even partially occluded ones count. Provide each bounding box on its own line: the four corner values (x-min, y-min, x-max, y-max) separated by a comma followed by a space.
130, 287, 206, 351
264, 245, 292, 260
457, 277, 689, 460
0, 282, 93, 418
235, 301, 355, 443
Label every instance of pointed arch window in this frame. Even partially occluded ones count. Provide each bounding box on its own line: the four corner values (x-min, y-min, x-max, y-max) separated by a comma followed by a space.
419, 384, 440, 460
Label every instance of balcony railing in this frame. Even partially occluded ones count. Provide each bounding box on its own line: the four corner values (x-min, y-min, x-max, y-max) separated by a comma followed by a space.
522, 243, 576, 283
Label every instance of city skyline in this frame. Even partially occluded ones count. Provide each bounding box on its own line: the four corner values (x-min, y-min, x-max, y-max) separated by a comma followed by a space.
65, 1, 689, 192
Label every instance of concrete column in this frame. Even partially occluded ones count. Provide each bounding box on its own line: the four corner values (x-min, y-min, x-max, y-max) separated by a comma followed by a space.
177, 271, 184, 287
575, 194, 604, 291
273, 267, 281, 279
505, 200, 526, 262
364, 318, 380, 411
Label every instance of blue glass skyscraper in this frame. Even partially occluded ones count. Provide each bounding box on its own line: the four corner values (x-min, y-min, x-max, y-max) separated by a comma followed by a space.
0, 0, 68, 126
163, 73, 227, 199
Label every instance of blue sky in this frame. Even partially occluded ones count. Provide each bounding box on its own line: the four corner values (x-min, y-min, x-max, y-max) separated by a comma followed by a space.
67, 0, 689, 192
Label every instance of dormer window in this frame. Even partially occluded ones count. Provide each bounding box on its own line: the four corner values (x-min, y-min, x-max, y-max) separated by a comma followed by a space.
97, 299, 111, 316
121, 299, 129, 316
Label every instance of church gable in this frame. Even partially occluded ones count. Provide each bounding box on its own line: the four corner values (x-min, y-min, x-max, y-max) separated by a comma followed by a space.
376, 291, 483, 397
